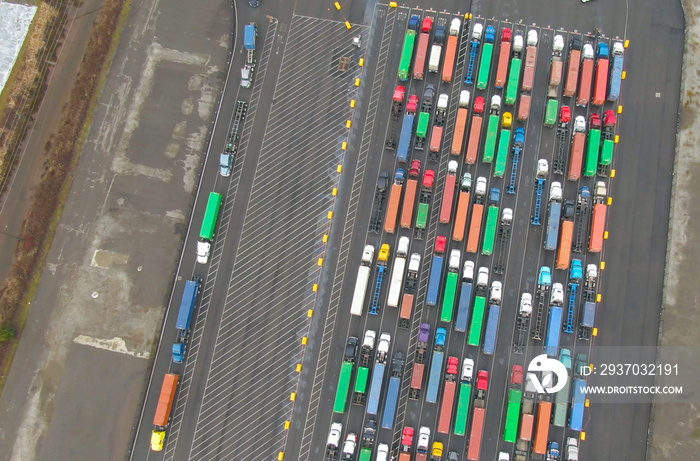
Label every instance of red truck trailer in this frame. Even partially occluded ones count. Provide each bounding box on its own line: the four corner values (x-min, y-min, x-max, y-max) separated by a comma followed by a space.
439, 161, 458, 224
465, 96, 485, 164
568, 116, 586, 180
413, 17, 433, 80
564, 36, 582, 98
437, 357, 459, 434
466, 371, 489, 461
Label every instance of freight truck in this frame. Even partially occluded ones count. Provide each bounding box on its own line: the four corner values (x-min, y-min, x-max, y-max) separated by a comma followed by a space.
439, 161, 458, 224
545, 298, 564, 357
476, 26, 497, 90
426, 327, 447, 404
482, 95, 502, 163
493, 208, 513, 274
440, 249, 461, 322
599, 109, 617, 175
334, 336, 358, 413
428, 24, 445, 73
494, 113, 512, 177
468, 267, 489, 346
564, 36, 582, 98
514, 376, 537, 460
429, 94, 448, 160
455, 261, 474, 333
466, 371, 489, 461
564, 260, 582, 333
451, 90, 471, 156
466, 176, 487, 253
401, 160, 421, 229
442, 18, 461, 82
494, 28, 513, 88
197, 192, 223, 264
367, 333, 391, 415
151, 373, 180, 451
513, 293, 532, 354
398, 15, 420, 81
521, 30, 538, 92
427, 236, 447, 306
454, 359, 474, 436
350, 245, 375, 316
531, 159, 549, 225
415, 85, 434, 151
482, 187, 501, 255
544, 181, 563, 251
508, 127, 525, 193
553, 105, 571, 174
504, 35, 523, 105
569, 378, 587, 432
547, 35, 565, 98
532, 265, 552, 340
589, 181, 607, 252
384, 169, 405, 234
399, 253, 421, 327
172, 277, 202, 363
608, 41, 624, 101
437, 357, 459, 434
414, 169, 436, 238
504, 365, 524, 443
381, 351, 405, 429
465, 96, 486, 164
553, 348, 573, 426
482, 298, 501, 355
464, 23, 483, 85
387, 236, 410, 308
397, 94, 419, 163
385, 85, 406, 150
568, 116, 586, 180
579, 264, 598, 339
584, 112, 602, 177
353, 330, 376, 405
592, 42, 610, 106
413, 17, 433, 80
577, 43, 595, 106
410, 323, 430, 400
557, 209, 575, 270
452, 173, 472, 242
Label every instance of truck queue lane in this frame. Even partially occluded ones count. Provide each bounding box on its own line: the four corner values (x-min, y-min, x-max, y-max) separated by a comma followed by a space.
170, 16, 366, 461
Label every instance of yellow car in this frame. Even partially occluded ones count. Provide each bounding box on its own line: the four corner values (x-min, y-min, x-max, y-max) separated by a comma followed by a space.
151, 431, 165, 451
432, 441, 444, 457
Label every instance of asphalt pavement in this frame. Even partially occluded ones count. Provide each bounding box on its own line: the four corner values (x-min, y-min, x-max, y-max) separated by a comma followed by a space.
128, 1, 682, 461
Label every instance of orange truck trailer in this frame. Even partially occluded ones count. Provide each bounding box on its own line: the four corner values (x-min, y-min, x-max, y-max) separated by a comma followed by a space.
557, 219, 574, 270
532, 401, 553, 455
564, 36, 582, 98
589, 181, 608, 253
400, 160, 421, 229
384, 169, 405, 233
153, 373, 179, 427
440, 161, 459, 224
494, 27, 513, 88
451, 90, 471, 156
437, 357, 459, 434
442, 18, 461, 83
466, 177, 487, 253
452, 173, 472, 242
592, 42, 610, 106
465, 96, 486, 164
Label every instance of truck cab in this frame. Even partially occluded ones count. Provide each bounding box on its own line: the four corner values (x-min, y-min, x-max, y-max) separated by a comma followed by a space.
327, 422, 343, 449
565, 437, 579, 460
461, 358, 474, 382
378, 244, 390, 263
511, 364, 524, 385
435, 235, 447, 254
520, 292, 533, 316
450, 18, 461, 35
476, 370, 489, 390
527, 29, 538, 46
473, 96, 485, 114
344, 337, 359, 361
472, 23, 484, 40
489, 187, 501, 206
377, 333, 391, 356
423, 85, 435, 106
341, 433, 357, 461
489, 281, 502, 303
502, 207, 513, 225
151, 431, 165, 451
363, 330, 376, 350
462, 260, 475, 281
448, 249, 460, 271
361, 245, 375, 264
219, 152, 234, 177
550, 181, 563, 202
476, 266, 489, 288
560, 348, 572, 371
551, 283, 564, 304
196, 240, 211, 264
417, 426, 430, 451
459, 89, 470, 107
240, 64, 254, 88
574, 115, 586, 132
461, 172, 472, 191
376, 443, 390, 461
539, 266, 552, 285
431, 441, 444, 458
409, 253, 421, 272
547, 441, 561, 461
474, 176, 487, 196
560, 105, 571, 124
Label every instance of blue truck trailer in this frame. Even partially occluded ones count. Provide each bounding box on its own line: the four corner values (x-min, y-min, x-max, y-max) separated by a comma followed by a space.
426, 327, 447, 403
545, 306, 563, 357
426, 236, 447, 306
454, 276, 474, 332
367, 333, 390, 415
172, 277, 202, 363
381, 352, 405, 428
608, 42, 624, 101
569, 378, 587, 431
482, 304, 500, 355
397, 113, 416, 162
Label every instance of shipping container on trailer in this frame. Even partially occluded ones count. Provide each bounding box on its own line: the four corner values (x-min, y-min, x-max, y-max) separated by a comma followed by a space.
532, 401, 553, 455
